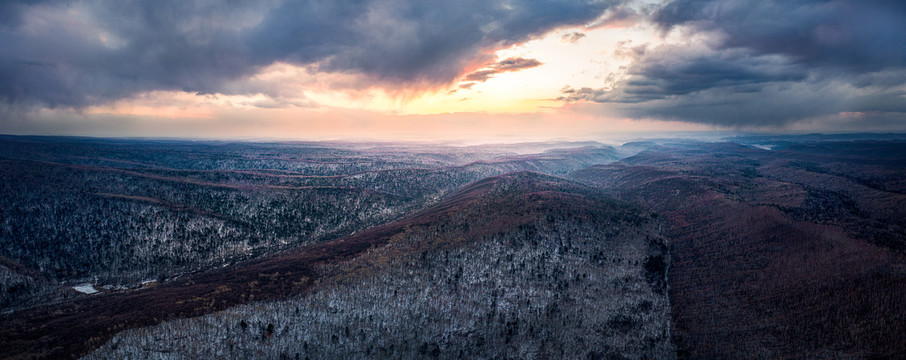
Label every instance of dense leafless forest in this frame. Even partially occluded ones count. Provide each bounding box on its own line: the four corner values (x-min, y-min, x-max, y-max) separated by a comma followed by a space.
1, 134, 905, 359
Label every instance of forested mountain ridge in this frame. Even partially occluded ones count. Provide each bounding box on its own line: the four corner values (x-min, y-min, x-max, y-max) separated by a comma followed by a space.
570, 139, 906, 359
3, 171, 671, 359
0, 136, 620, 311
85, 171, 672, 359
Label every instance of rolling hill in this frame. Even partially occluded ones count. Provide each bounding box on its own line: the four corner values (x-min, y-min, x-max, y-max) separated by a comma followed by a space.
3, 171, 671, 359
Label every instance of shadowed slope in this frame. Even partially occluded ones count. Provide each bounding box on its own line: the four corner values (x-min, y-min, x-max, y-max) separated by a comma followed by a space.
571, 141, 906, 359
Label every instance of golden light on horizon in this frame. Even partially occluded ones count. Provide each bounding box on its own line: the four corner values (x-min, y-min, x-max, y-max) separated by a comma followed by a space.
39, 16, 714, 141
80, 19, 659, 121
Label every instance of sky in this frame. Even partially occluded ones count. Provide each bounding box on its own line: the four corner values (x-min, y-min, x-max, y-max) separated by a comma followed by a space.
0, 0, 904, 141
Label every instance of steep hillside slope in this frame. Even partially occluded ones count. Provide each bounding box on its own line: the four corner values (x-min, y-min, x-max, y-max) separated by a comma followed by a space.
76, 172, 671, 359
571, 140, 906, 359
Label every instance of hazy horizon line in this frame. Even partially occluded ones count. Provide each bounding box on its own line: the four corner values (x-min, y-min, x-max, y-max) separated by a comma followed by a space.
6, 130, 905, 147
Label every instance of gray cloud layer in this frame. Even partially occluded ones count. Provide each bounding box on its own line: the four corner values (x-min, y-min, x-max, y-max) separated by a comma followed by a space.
463, 57, 544, 82
3, 0, 904, 131
565, 0, 906, 127
0, 0, 620, 108
653, 0, 906, 72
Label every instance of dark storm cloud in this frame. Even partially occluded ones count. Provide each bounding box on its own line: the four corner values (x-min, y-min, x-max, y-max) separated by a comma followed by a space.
624, 53, 805, 98
244, 0, 611, 83
614, 82, 853, 126
562, 46, 807, 104
568, 0, 906, 127
0, 0, 620, 108
0, 0, 270, 108
652, 0, 906, 72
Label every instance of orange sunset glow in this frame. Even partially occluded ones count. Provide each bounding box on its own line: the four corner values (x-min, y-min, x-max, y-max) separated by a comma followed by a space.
1, 0, 905, 139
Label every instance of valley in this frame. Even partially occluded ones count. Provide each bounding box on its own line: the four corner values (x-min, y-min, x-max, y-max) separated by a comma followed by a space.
0, 134, 904, 359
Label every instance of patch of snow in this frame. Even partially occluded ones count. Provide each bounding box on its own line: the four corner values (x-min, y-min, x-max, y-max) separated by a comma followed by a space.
73, 284, 99, 295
